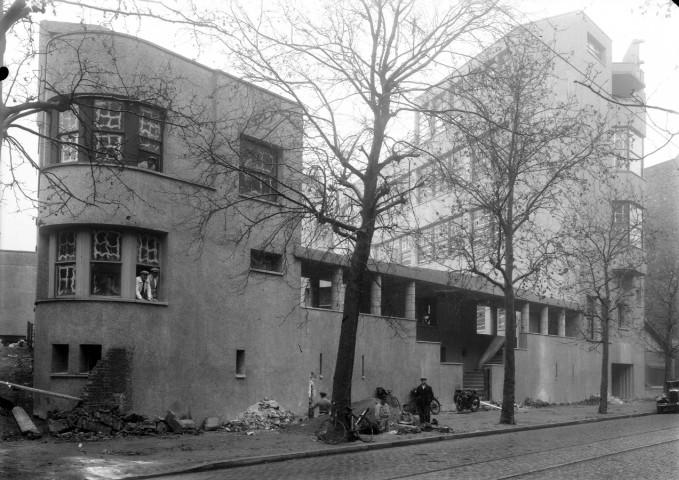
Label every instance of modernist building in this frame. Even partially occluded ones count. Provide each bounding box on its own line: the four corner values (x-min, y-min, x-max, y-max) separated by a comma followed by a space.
33, 13, 649, 425
362, 12, 648, 402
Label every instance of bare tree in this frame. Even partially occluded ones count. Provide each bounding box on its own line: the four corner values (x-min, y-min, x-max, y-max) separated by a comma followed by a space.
161, 0, 509, 427
427, 27, 610, 424
558, 180, 646, 414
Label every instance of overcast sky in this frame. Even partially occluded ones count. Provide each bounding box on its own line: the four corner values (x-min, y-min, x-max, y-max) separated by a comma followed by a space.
0, 0, 676, 251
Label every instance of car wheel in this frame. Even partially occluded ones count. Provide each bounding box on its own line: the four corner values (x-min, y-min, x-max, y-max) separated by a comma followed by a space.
657, 406, 663, 414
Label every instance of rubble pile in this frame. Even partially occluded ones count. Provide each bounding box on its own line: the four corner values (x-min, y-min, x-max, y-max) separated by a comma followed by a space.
223, 399, 298, 432
577, 394, 625, 406
523, 398, 552, 408
47, 408, 195, 439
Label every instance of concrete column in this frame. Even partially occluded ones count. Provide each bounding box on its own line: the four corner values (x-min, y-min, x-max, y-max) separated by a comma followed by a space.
521, 303, 530, 333
540, 306, 549, 335
405, 281, 416, 319
331, 268, 345, 311
301, 277, 310, 307
558, 309, 566, 337
370, 275, 382, 316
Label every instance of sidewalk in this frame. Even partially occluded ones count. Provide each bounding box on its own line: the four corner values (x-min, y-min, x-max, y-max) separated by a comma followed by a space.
0, 400, 657, 480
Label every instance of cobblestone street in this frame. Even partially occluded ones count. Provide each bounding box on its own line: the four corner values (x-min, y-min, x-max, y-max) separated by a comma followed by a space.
161, 414, 679, 480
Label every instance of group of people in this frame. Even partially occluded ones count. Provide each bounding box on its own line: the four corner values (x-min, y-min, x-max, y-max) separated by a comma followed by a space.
309, 377, 435, 433
135, 268, 159, 301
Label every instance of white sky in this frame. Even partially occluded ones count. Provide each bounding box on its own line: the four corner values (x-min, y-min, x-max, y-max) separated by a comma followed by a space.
0, 0, 677, 251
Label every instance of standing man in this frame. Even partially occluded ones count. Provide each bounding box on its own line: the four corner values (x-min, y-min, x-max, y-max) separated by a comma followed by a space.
412, 376, 434, 426
135, 270, 152, 300
149, 267, 160, 301
310, 391, 331, 416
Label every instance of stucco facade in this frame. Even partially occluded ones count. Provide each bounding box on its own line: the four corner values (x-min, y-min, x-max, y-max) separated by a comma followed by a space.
0, 250, 36, 343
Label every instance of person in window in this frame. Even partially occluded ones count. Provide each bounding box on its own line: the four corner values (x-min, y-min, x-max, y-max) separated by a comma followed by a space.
149, 267, 160, 301
135, 270, 153, 300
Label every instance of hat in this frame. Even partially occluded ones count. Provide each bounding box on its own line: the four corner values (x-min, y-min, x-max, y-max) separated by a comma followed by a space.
150, 267, 160, 273
140, 270, 149, 275
420, 376, 427, 381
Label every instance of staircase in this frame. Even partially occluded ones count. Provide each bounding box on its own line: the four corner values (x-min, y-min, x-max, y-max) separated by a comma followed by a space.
462, 370, 487, 400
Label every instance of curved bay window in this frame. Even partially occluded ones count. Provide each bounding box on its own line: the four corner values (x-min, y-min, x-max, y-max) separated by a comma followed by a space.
49, 96, 164, 171
51, 227, 163, 301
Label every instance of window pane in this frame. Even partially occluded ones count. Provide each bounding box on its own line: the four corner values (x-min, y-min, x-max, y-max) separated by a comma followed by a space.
137, 233, 160, 265
94, 133, 124, 162
59, 108, 79, 133
58, 231, 76, 261
92, 230, 121, 260
58, 133, 79, 163
139, 107, 161, 141
94, 99, 124, 131
240, 140, 278, 197
91, 262, 121, 296
56, 264, 76, 296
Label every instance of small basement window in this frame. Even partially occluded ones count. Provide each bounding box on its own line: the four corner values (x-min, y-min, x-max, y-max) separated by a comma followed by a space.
79, 344, 102, 372
250, 249, 283, 273
52, 344, 69, 373
236, 349, 245, 377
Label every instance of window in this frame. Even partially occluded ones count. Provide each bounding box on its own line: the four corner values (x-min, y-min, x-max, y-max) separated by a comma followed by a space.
52, 344, 69, 373
587, 34, 606, 63
612, 202, 643, 248
400, 237, 413, 266
236, 349, 245, 377
617, 303, 625, 329
250, 249, 283, 273
56, 230, 77, 296
50, 227, 163, 301
613, 129, 643, 176
91, 230, 122, 296
79, 344, 102, 373
50, 96, 164, 171
240, 138, 279, 200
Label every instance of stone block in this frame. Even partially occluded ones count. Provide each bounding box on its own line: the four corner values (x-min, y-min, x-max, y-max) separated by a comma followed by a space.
164, 411, 184, 433
179, 419, 196, 430
204, 417, 220, 431
48, 419, 70, 435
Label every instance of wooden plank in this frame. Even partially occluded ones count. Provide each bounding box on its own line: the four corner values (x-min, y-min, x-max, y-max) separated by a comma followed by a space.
12, 406, 40, 437
1, 380, 82, 402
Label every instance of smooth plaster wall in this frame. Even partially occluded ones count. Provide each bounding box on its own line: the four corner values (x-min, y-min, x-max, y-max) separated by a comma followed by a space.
0, 250, 37, 339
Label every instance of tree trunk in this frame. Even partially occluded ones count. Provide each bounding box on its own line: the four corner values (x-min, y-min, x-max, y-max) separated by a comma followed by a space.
330, 230, 372, 418
599, 308, 609, 414
500, 221, 516, 425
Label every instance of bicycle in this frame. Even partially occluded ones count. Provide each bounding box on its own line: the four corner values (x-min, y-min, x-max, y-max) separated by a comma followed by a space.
403, 396, 441, 416
317, 403, 374, 444
383, 389, 401, 410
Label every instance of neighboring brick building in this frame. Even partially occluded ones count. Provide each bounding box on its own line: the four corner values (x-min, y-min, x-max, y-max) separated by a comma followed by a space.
0, 250, 36, 344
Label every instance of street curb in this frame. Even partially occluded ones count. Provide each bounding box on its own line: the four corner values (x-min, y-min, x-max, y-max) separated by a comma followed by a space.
125, 411, 655, 479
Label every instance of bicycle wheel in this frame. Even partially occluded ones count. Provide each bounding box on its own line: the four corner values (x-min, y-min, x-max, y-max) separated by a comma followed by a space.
317, 417, 347, 444
430, 398, 441, 415
388, 394, 400, 410
354, 413, 374, 443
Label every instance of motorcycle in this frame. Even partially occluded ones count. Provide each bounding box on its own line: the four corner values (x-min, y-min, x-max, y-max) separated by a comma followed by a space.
454, 388, 480, 413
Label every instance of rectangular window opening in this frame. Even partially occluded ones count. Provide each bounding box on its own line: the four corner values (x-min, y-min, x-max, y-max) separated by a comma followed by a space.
250, 249, 283, 273
236, 349, 245, 377
52, 344, 69, 373
79, 344, 102, 373
239, 137, 279, 201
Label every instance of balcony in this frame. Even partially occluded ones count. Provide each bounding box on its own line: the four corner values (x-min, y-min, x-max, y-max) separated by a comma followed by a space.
612, 62, 645, 97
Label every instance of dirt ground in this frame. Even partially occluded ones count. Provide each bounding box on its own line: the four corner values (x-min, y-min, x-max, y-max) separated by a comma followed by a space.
0, 345, 660, 480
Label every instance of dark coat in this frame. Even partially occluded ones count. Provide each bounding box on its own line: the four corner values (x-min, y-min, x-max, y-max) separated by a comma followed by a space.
412, 384, 434, 405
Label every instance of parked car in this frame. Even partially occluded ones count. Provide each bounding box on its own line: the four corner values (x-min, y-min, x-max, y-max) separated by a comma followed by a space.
656, 379, 679, 413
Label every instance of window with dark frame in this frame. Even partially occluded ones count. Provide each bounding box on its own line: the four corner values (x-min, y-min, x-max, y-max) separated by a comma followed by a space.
236, 349, 245, 377
51, 96, 164, 171
91, 230, 122, 297
56, 230, 77, 296
52, 227, 163, 301
250, 249, 283, 273
239, 138, 279, 200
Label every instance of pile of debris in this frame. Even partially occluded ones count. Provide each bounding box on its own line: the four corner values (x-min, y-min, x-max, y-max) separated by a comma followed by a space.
222, 399, 298, 432
523, 398, 552, 408
576, 394, 625, 406
47, 407, 197, 439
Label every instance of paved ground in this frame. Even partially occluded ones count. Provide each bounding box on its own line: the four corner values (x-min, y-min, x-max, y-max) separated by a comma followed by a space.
0, 399, 660, 480
158, 414, 679, 480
